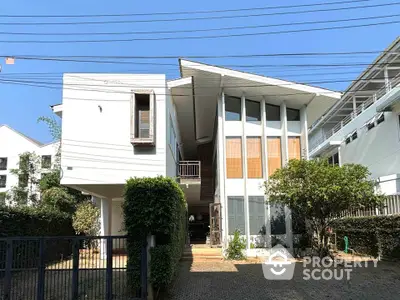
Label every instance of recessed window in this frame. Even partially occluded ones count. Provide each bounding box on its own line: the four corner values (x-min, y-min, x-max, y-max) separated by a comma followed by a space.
287, 108, 300, 121
266, 104, 281, 121
226, 137, 243, 178
249, 196, 265, 235
228, 196, 245, 234
367, 122, 375, 131
0, 175, 6, 188
247, 137, 262, 178
245, 100, 261, 122
225, 96, 242, 121
267, 137, 282, 176
351, 131, 358, 140
131, 92, 155, 145
288, 137, 301, 160
333, 152, 339, 166
377, 113, 385, 125
41, 155, 52, 169
0, 158, 7, 170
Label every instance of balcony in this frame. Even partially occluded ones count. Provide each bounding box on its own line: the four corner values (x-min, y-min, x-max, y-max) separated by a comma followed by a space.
178, 161, 201, 181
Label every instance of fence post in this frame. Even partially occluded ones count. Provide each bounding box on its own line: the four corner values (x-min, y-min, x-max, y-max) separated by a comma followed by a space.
106, 237, 113, 300
36, 238, 46, 300
71, 239, 80, 299
4, 239, 13, 300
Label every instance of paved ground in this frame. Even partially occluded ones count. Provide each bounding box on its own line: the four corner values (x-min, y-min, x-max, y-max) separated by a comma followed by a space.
168, 260, 400, 300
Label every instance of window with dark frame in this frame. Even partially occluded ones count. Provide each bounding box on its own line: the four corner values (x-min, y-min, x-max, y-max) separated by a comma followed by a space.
367, 121, 375, 131
287, 108, 300, 121
333, 152, 339, 166
135, 94, 150, 139
0, 158, 7, 170
266, 104, 281, 121
377, 113, 385, 125
41, 155, 52, 169
0, 175, 6, 188
351, 130, 358, 140
245, 100, 261, 122
225, 96, 242, 121
345, 137, 351, 144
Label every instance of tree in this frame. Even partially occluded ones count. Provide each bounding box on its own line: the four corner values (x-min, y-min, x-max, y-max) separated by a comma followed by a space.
73, 201, 100, 237
40, 187, 76, 214
37, 116, 61, 167
265, 159, 384, 257
9, 152, 41, 205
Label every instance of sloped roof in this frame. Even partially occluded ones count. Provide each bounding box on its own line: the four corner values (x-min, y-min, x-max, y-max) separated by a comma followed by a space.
0, 124, 43, 146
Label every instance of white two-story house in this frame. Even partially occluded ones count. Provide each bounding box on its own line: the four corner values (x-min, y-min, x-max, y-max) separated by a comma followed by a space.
0, 124, 59, 205
54, 61, 340, 252
309, 37, 400, 203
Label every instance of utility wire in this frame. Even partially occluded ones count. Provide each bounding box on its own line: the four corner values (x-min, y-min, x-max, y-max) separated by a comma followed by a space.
1, 1, 398, 26
0, 0, 372, 18
1, 19, 399, 43
0, 13, 396, 36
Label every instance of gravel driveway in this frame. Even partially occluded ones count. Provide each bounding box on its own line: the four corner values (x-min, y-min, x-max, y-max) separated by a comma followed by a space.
168, 260, 400, 300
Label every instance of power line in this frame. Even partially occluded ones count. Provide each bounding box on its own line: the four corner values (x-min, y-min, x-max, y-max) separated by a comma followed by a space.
0, 13, 396, 36
1, 19, 399, 43
0, 0, 371, 18
1, 1, 398, 26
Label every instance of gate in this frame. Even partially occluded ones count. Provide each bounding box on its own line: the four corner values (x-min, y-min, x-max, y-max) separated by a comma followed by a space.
209, 203, 222, 247
0, 236, 147, 300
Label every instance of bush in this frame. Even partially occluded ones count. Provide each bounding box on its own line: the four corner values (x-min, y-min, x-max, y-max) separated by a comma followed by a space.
225, 229, 246, 260
40, 187, 76, 214
332, 215, 400, 259
72, 201, 100, 236
123, 176, 187, 292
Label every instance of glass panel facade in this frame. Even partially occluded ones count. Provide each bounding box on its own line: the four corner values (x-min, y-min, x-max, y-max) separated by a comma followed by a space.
225, 96, 242, 121
246, 100, 261, 122
266, 104, 281, 121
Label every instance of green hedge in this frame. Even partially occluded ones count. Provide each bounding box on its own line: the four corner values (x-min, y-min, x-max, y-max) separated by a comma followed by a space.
123, 176, 187, 291
0, 206, 75, 268
332, 215, 400, 259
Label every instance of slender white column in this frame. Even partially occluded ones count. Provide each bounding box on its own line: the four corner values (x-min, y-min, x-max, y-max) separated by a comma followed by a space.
261, 97, 271, 247
241, 94, 250, 250
300, 105, 309, 160
99, 198, 111, 259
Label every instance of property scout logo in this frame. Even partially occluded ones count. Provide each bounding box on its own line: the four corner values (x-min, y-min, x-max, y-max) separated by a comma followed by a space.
262, 244, 378, 281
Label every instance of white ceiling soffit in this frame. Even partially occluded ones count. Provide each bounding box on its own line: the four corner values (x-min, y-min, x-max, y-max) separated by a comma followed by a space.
167, 77, 192, 88
179, 59, 341, 141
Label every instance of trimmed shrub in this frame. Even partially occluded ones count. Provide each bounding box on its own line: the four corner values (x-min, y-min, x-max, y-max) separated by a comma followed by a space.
332, 215, 400, 259
225, 229, 246, 260
123, 176, 187, 292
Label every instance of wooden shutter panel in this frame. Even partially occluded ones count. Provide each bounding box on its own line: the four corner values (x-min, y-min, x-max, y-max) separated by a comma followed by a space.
226, 138, 243, 178
267, 137, 282, 176
247, 137, 262, 178
288, 137, 301, 160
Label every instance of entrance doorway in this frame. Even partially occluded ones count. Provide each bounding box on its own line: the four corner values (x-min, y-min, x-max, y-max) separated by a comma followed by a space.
188, 206, 210, 244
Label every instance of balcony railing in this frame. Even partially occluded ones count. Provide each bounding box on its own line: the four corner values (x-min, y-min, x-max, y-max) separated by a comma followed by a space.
309, 74, 400, 153
178, 161, 201, 179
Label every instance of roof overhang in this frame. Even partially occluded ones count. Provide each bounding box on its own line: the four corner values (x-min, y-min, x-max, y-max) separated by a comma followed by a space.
179, 59, 340, 145
376, 85, 400, 112
50, 103, 63, 118
310, 140, 341, 158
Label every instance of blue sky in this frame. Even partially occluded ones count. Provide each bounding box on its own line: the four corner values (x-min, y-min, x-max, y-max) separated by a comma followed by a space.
0, 0, 399, 143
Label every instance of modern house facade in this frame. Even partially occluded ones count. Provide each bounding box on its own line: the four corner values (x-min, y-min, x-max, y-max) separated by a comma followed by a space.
55, 63, 340, 252
0, 124, 59, 205
309, 37, 400, 199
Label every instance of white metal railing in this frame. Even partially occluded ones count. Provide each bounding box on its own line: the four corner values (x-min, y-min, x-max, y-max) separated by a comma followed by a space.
178, 161, 201, 179
309, 74, 400, 153
339, 195, 400, 218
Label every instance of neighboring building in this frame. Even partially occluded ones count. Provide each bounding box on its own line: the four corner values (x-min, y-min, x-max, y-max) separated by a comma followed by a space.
309, 37, 400, 197
0, 124, 59, 205
54, 65, 340, 252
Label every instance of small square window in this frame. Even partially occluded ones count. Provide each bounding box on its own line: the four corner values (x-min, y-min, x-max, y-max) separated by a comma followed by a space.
0, 175, 6, 188
41, 155, 52, 169
287, 108, 300, 121
367, 122, 375, 131
345, 137, 351, 144
225, 96, 242, 121
352, 131, 358, 140
377, 113, 384, 125
0, 158, 7, 170
266, 104, 280, 121
245, 100, 261, 122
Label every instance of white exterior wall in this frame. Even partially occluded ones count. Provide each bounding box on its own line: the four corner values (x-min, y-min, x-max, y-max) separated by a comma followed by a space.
60, 74, 168, 186
0, 125, 58, 204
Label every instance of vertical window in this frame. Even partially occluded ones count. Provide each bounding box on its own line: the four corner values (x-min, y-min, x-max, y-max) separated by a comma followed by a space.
228, 196, 245, 234
41, 155, 52, 169
249, 196, 265, 234
266, 104, 281, 121
245, 100, 261, 122
135, 94, 150, 138
333, 152, 339, 166
0, 175, 6, 188
288, 137, 301, 160
0, 158, 7, 170
246, 137, 262, 178
225, 96, 241, 121
287, 108, 300, 121
226, 137, 243, 178
169, 117, 177, 159
270, 204, 286, 235
267, 137, 282, 176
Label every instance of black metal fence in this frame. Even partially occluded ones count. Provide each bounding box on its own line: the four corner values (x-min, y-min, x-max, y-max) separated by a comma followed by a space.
0, 236, 147, 300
